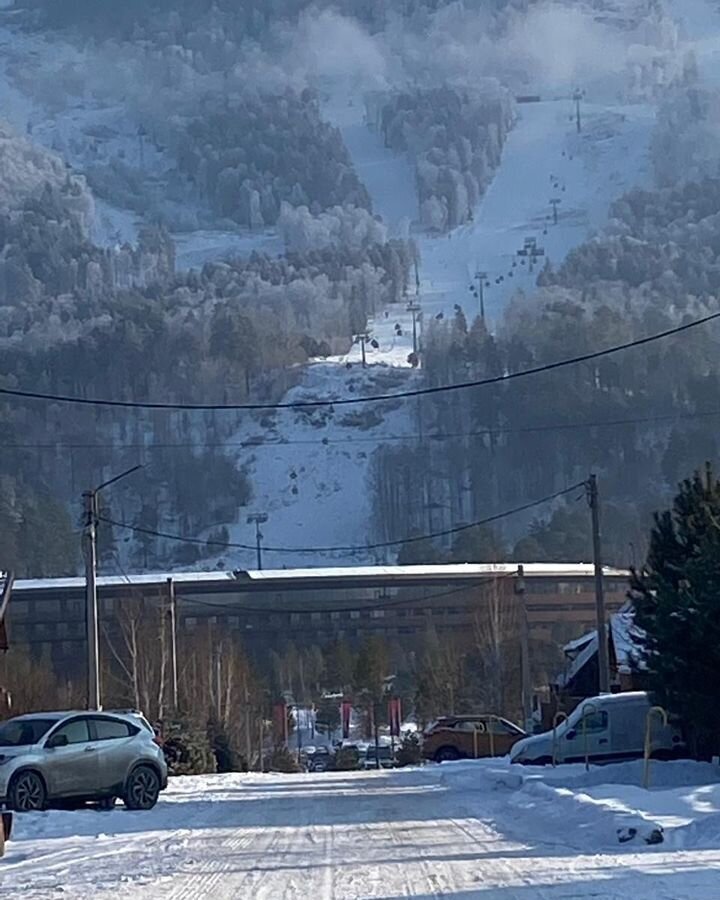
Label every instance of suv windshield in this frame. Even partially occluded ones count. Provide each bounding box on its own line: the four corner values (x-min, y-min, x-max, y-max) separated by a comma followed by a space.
0, 718, 57, 747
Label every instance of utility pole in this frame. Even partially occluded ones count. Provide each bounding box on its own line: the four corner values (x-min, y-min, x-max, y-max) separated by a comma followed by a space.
83, 490, 100, 711
137, 124, 147, 170
82, 465, 142, 712
573, 89, 583, 133
167, 578, 179, 710
244, 682, 252, 770
515, 566, 532, 733
214, 643, 222, 721
588, 474, 610, 694
406, 300, 421, 356
550, 198, 561, 225
353, 331, 372, 368
470, 271, 488, 320
247, 513, 268, 570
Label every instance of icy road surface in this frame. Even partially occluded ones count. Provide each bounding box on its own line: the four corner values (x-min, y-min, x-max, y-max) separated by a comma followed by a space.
5, 767, 720, 899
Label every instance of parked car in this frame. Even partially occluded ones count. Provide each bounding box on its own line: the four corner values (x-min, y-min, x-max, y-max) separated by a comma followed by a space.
307, 747, 332, 772
0, 710, 168, 812
422, 716, 526, 763
510, 691, 686, 766
362, 744, 397, 770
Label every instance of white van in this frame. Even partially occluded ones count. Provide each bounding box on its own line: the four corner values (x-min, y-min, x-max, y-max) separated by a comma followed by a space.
510, 692, 685, 766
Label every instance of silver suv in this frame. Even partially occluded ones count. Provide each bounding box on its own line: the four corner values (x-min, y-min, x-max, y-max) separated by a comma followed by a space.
0, 710, 168, 812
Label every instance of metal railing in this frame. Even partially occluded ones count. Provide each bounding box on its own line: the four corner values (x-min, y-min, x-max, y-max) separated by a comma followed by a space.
551, 712, 568, 767
580, 702, 599, 772
643, 706, 668, 789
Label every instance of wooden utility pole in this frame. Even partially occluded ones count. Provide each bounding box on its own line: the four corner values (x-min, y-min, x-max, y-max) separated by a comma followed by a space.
214, 643, 222, 721
83, 490, 100, 711
516, 566, 532, 732
244, 682, 252, 769
82, 465, 142, 712
588, 474, 610, 693
167, 578, 179, 710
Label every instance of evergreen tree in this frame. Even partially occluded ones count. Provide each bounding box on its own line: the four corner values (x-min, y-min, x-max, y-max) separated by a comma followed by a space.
631, 464, 720, 756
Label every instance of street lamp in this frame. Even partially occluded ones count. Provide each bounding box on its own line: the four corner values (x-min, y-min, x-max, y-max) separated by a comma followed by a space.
83, 464, 143, 710
247, 513, 269, 570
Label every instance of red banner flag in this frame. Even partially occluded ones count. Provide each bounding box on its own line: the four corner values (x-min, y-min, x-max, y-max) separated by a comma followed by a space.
341, 700, 352, 739
273, 701, 288, 745
388, 698, 402, 737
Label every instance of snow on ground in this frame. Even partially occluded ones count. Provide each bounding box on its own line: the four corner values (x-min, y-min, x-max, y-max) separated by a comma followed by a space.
440, 757, 720, 851
0, 7, 671, 563
415, 101, 654, 326
5, 764, 720, 899
172, 229, 283, 270
220, 362, 419, 569
225, 87, 655, 567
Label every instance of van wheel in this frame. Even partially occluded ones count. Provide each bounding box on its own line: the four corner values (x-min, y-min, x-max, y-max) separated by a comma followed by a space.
8, 771, 47, 812
434, 746, 461, 763
124, 766, 160, 810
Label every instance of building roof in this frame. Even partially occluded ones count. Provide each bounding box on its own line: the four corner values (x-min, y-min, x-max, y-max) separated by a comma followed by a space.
13, 562, 630, 594
555, 603, 645, 689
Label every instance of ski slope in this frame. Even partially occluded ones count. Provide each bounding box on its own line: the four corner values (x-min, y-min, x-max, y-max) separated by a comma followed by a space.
0, 5, 675, 567
6, 764, 720, 899
225, 90, 655, 567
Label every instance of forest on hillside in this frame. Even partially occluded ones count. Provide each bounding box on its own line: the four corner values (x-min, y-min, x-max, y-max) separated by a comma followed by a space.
376, 83, 720, 568
0, 162, 415, 576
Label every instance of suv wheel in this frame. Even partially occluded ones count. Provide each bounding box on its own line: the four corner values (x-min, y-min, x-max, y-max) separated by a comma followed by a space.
124, 766, 160, 811
8, 771, 47, 812
434, 746, 461, 763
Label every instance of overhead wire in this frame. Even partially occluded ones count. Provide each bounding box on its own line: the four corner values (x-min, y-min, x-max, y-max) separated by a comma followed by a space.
98, 481, 586, 555
0, 311, 717, 411
3, 405, 720, 452
176, 576, 512, 617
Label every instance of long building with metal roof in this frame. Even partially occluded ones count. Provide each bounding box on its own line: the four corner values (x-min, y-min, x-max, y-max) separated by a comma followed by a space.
8, 563, 630, 676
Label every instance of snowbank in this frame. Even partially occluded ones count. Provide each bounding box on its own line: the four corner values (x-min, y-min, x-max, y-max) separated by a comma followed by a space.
434, 757, 720, 850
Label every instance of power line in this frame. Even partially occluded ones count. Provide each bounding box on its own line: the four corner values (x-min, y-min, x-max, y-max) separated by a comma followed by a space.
1, 312, 717, 412
3, 406, 720, 452
98, 482, 585, 555
176, 577, 511, 617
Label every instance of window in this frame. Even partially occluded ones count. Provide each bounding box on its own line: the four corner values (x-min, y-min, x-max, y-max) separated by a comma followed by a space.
577, 710, 608, 733
0, 718, 56, 747
456, 721, 482, 732
51, 718, 91, 745
92, 717, 136, 741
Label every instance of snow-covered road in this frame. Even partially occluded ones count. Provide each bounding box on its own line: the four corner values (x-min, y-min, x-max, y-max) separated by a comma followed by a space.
5, 766, 720, 899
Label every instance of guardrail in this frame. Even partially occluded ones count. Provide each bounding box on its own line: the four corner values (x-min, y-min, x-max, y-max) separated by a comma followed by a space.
643, 706, 668, 789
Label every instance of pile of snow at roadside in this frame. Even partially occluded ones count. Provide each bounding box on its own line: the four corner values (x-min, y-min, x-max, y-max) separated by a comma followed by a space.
434, 757, 720, 850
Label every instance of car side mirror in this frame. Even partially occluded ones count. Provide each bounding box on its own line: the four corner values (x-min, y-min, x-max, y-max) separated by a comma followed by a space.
47, 734, 69, 749
566, 729, 577, 741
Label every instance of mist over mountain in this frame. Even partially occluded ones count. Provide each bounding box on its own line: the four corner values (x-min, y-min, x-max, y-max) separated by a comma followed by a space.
0, 0, 715, 576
